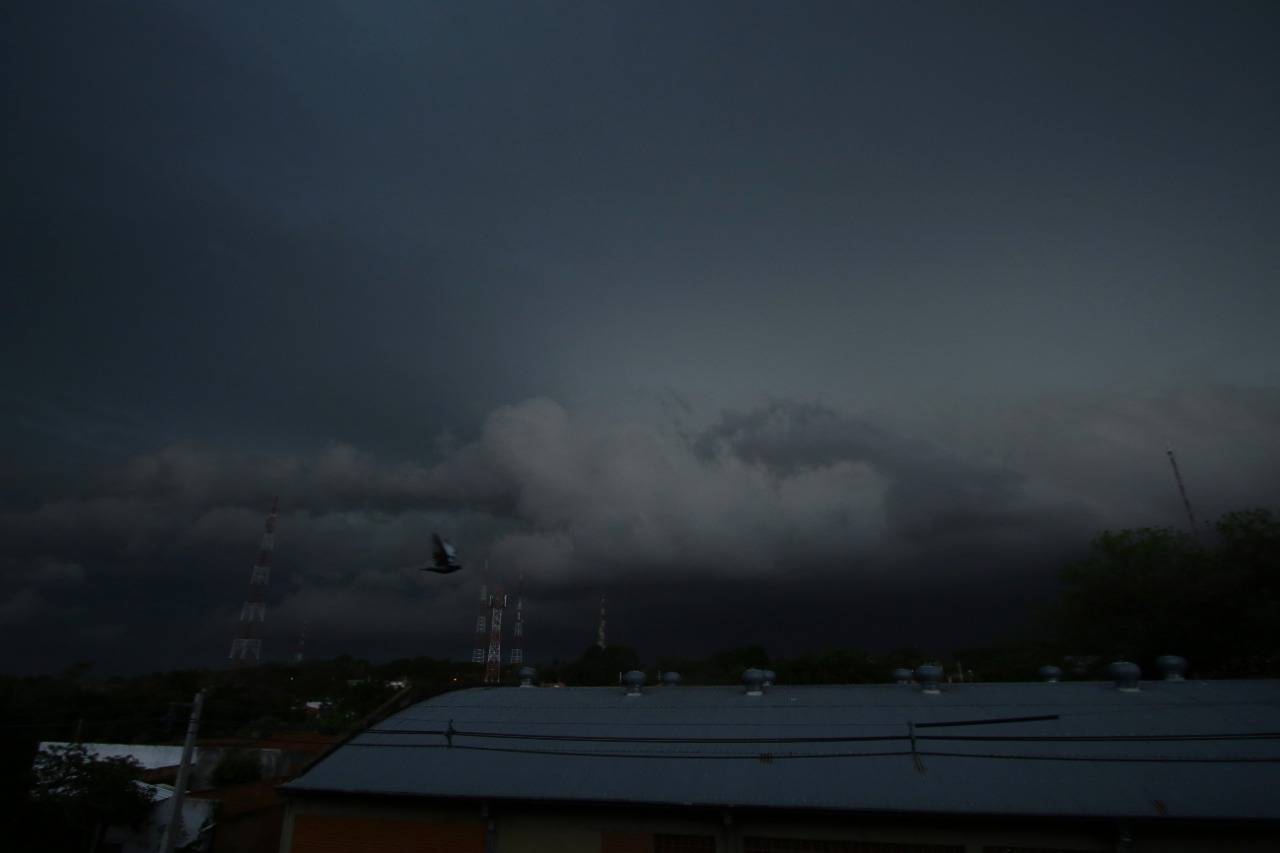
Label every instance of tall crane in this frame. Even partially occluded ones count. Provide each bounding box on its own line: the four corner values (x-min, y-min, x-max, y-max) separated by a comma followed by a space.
1166, 446, 1200, 543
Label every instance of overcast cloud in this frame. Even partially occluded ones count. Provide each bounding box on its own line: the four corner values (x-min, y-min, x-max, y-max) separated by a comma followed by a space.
3, 2, 1278, 672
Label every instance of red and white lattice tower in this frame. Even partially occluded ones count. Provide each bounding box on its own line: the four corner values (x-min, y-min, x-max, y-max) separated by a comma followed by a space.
229, 498, 277, 665
508, 574, 524, 666
483, 587, 508, 685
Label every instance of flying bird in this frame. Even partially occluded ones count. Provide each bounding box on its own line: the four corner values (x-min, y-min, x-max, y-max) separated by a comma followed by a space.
412, 533, 463, 574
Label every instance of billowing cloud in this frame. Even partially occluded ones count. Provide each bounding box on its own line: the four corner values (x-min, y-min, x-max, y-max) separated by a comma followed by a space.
0, 387, 1277, 673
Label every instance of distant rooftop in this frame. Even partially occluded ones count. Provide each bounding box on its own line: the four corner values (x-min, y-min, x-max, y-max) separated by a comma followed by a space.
286, 679, 1280, 821
39, 742, 189, 769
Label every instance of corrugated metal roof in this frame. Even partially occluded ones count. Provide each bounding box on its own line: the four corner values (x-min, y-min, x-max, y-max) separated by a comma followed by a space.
284, 680, 1280, 820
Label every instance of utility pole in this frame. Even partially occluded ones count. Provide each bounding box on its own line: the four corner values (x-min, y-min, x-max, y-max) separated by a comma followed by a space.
160, 689, 204, 853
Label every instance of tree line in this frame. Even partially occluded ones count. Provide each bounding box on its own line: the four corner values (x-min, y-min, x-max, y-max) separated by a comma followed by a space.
5, 508, 1276, 850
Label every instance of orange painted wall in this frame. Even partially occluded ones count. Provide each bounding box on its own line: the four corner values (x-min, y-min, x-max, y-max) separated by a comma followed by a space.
290, 813, 484, 853
601, 831, 655, 853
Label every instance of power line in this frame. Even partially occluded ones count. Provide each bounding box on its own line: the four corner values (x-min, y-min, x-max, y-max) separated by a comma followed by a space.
340, 740, 1280, 764
347, 742, 915, 760
917, 750, 1280, 764
365, 727, 905, 744
360, 726, 1280, 746
395, 697, 1280, 712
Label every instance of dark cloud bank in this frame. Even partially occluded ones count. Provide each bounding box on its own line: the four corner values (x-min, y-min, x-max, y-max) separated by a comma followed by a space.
3, 3, 1279, 674
2, 388, 1277, 675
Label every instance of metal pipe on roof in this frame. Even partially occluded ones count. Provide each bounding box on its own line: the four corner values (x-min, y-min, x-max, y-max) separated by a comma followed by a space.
1157, 655, 1188, 681
1038, 665, 1063, 683
915, 665, 943, 694
1109, 661, 1142, 692
623, 670, 646, 696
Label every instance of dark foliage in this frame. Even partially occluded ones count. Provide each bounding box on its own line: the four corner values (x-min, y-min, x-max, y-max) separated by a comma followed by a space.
210, 749, 262, 787
1053, 509, 1280, 676
25, 742, 154, 852
554, 644, 643, 686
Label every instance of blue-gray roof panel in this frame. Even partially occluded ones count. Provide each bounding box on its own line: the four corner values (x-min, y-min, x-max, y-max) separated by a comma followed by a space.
286, 681, 1280, 820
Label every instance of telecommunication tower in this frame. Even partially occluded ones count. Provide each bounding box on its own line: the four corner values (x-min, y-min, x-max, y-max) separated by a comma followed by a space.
229, 498, 278, 665
509, 574, 524, 665
596, 593, 607, 650
471, 584, 489, 664
293, 618, 308, 665
483, 587, 508, 684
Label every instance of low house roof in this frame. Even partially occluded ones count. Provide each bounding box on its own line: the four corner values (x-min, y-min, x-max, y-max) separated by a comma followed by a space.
38, 741, 190, 770
284, 679, 1280, 821
190, 778, 288, 819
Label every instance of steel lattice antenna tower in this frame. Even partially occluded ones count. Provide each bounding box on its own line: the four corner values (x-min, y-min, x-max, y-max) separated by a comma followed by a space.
596, 593, 607, 650
293, 618, 308, 665
483, 587, 508, 684
1165, 446, 1200, 543
471, 582, 489, 664
509, 573, 524, 665
230, 498, 278, 665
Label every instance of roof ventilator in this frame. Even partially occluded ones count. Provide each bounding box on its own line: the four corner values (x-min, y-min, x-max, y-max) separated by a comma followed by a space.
1108, 661, 1141, 692
1038, 665, 1063, 683
892, 667, 914, 685
661, 671, 682, 687
517, 666, 537, 688
762, 670, 776, 689
915, 664, 942, 695
623, 670, 646, 696
742, 668, 765, 696
1156, 655, 1187, 681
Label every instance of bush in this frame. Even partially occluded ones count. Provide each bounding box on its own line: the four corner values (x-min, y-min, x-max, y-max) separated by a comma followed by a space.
210, 750, 262, 787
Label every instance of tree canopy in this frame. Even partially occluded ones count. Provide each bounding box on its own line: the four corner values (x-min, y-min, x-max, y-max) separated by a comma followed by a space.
27, 742, 155, 852
1054, 509, 1280, 676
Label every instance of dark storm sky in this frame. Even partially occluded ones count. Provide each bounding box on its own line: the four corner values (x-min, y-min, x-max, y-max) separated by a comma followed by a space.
3, 2, 1279, 675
